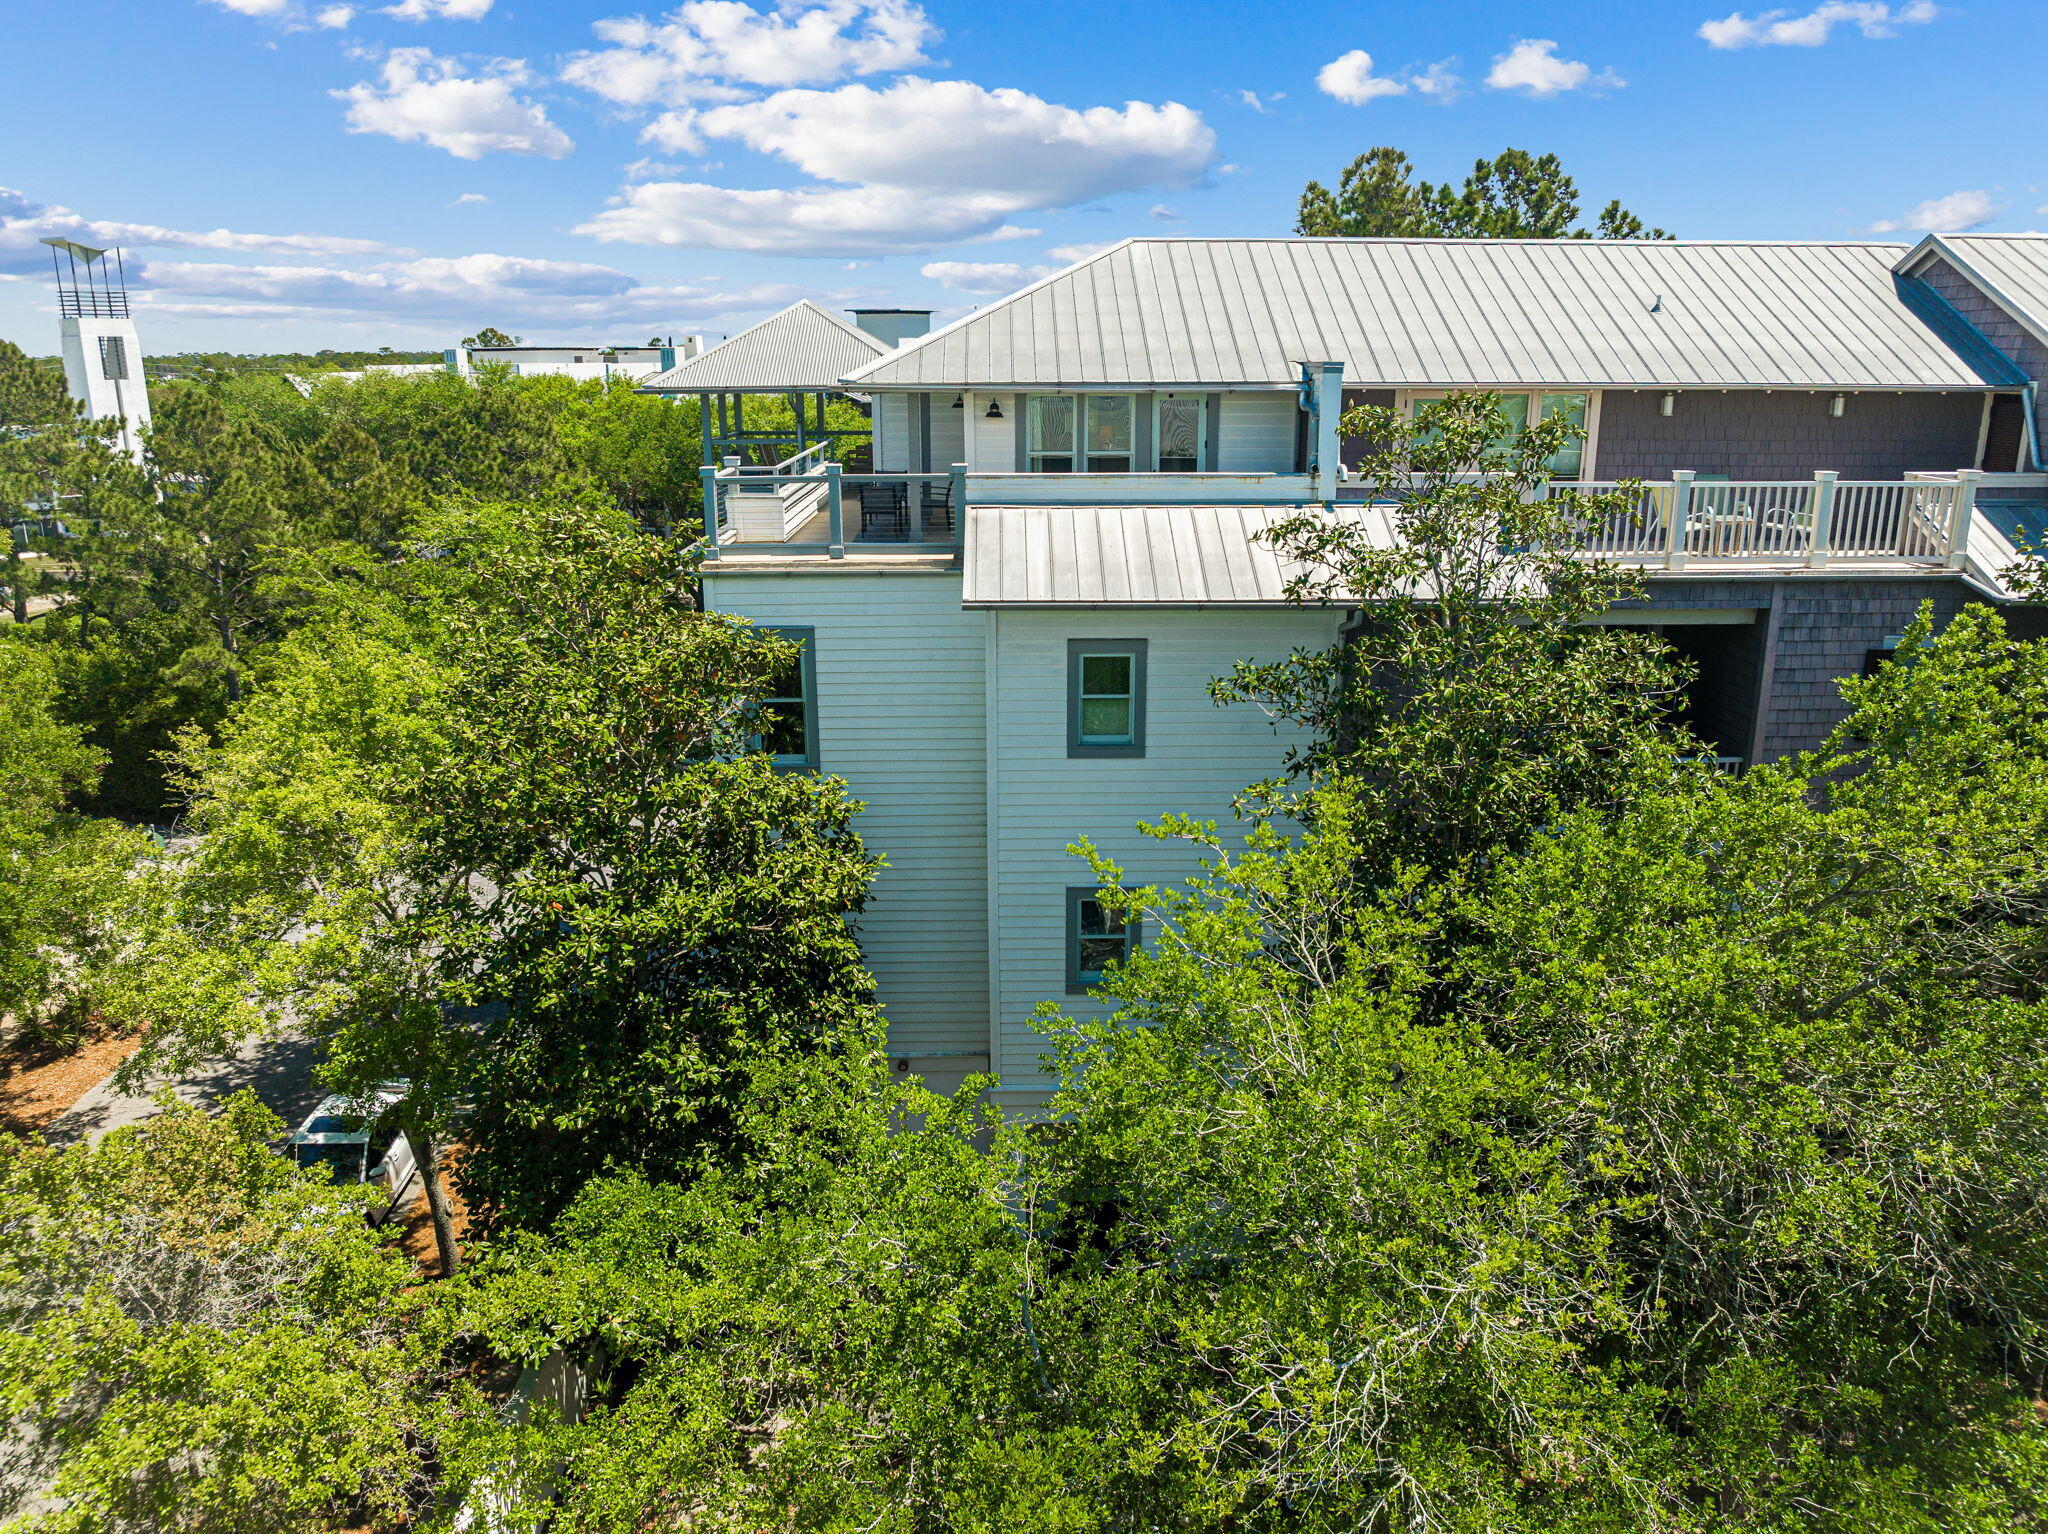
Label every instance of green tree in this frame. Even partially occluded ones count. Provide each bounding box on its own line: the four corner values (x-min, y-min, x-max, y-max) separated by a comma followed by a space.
451, 610, 2048, 1530
102, 496, 882, 1272
0, 643, 145, 1044
1298, 146, 1671, 239
1217, 390, 1689, 882
0, 1093, 436, 1532
461, 326, 519, 348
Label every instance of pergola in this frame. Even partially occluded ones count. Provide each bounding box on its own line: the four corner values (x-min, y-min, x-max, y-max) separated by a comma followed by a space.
638, 300, 888, 468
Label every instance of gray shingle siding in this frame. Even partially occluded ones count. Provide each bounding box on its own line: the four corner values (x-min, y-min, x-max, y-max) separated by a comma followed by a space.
1619, 577, 1984, 760
1915, 255, 2046, 457
1595, 389, 1984, 480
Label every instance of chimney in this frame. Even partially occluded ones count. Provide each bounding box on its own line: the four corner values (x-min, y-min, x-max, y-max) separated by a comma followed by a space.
681, 334, 706, 359
848, 308, 932, 348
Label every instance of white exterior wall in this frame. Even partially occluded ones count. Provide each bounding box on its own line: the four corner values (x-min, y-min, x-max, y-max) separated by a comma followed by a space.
927, 393, 967, 470
983, 605, 1341, 1095
969, 393, 1018, 470
1216, 391, 1298, 471
59, 316, 150, 459
701, 570, 992, 1083
873, 393, 913, 471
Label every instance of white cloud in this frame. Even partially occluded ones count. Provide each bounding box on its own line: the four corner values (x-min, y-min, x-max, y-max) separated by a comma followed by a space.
1046, 241, 1115, 264
695, 78, 1214, 206
336, 49, 574, 160
577, 182, 1023, 256
202, 0, 355, 27
136, 250, 813, 328
585, 78, 1214, 257
0, 185, 396, 277
1316, 50, 1408, 105
1698, 1, 1936, 48
919, 259, 1052, 294
561, 0, 933, 106
1315, 49, 1465, 105
384, 0, 493, 17
1484, 38, 1623, 96
639, 109, 704, 153
1411, 59, 1465, 100
1237, 89, 1282, 113
1148, 203, 1179, 221
1866, 188, 1999, 233
447, 192, 489, 206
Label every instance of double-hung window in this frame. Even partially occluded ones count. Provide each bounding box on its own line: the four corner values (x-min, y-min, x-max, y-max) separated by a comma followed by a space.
1029, 394, 1135, 473
1067, 887, 1140, 993
1067, 639, 1146, 758
756, 626, 817, 769
1403, 390, 1592, 478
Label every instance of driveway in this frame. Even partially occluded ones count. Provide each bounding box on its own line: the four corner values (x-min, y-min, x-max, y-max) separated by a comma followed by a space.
42, 1029, 327, 1145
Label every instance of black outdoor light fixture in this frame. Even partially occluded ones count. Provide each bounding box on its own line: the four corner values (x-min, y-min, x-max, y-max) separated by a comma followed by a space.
984, 399, 1004, 420
951, 393, 963, 408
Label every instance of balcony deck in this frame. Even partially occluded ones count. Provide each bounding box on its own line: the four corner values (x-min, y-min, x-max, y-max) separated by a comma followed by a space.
699, 458, 2023, 590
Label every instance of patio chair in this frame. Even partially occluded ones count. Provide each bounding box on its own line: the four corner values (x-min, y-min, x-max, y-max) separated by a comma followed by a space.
857, 481, 909, 541
918, 478, 955, 537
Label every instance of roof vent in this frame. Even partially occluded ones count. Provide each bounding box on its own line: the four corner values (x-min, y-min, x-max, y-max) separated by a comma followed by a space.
849, 308, 933, 348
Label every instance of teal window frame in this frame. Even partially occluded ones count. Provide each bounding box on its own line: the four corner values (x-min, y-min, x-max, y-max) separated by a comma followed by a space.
756, 625, 818, 770
1067, 638, 1147, 758
1066, 886, 1140, 994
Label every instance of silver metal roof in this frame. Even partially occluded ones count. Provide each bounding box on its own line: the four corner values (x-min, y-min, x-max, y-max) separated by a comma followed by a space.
847, 238, 1997, 392
644, 300, 886, 392
963, 503, 1394, 606
1908, 234, 2048, 347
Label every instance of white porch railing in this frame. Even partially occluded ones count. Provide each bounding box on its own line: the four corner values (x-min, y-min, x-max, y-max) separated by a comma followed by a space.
1549, 469, 1981, 568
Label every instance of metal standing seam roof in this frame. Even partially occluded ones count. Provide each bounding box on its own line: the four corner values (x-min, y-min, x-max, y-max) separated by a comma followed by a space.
844, 237, 2001, 393
1907, 234, 2048, 346
641, 300, 887, 392
964, 501, 2028, 607
963, 503, 1397, 606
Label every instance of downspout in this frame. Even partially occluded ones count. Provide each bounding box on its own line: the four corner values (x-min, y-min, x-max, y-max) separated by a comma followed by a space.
2025, 380, 2044, 471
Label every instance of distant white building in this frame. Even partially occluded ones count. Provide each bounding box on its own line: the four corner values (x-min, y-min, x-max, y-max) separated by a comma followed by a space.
445, 339, 703, 382
41, 238, 150, 460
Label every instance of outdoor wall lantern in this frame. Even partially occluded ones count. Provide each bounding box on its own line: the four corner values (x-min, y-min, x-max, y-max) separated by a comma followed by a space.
951, 394, 964, 408
984, 399, 1004, 420
1659, 391, 1676, 417
1829, 393, 1846, 418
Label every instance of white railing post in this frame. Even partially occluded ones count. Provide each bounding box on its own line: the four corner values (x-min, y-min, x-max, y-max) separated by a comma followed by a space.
826, 462, 845, 559
1947, 468, 1981, 570
699, 464, 721, 558
1806, 470, 1837, 568
1666, 470, 1694, 570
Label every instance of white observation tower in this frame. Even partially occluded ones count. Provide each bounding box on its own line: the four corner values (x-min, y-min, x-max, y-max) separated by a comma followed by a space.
41, 237, 151, 460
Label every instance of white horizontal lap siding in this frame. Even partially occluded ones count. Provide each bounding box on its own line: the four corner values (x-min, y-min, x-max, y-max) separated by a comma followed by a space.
1216, 391, 1298, 472
972, 393, 1017, 470
874, 393, 913, 472
927, 393, 966, 470
986, 606, 1342, 1089
703, 573, 990, 1057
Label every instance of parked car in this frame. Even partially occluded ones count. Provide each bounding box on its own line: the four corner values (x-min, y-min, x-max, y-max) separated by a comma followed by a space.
283, 1085, 419, 1223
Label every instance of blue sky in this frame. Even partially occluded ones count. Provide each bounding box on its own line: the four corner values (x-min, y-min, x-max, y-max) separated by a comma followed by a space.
2, 0, 2040, 353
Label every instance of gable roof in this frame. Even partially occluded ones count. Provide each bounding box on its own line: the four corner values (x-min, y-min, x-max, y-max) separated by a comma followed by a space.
643, 300, 886, 392
1900, 233, 2048, 349
844, 237, 1999, 393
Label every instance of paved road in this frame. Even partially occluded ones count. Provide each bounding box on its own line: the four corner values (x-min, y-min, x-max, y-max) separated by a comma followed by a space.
42, 1029, 327, 1145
